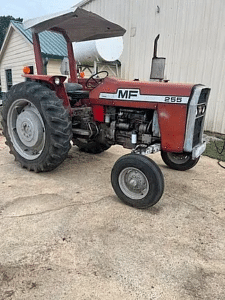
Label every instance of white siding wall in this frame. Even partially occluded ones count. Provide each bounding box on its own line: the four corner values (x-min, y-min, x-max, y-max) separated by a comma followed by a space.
0, 28, 35, 92
81, 0, 225, 134
47, 59, 62, 75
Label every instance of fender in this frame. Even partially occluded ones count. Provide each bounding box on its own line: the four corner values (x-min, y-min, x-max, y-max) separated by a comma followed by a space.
23, 74, 71, 113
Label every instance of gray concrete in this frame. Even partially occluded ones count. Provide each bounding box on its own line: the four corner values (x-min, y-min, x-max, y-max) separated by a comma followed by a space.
0, 133, 225, 300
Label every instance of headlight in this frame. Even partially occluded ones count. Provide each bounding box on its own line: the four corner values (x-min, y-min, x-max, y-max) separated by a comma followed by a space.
196, 104, 206, 117
54, 77, 61, 85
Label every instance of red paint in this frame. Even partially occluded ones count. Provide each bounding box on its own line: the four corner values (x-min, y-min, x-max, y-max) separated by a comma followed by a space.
23, 74, 66, 83
66, 40, 78, 83
92, 105, 105, 122
89, 98, 157, 110
54, 84, 71, 113
157, 104, 187, 152
32, 33, 44, 75
23, 74, 67, 87
89, 77, 194, 99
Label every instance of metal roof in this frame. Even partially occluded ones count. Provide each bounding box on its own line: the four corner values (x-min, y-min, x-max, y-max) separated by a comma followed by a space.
73, 0, 93, 7
12, 20, 67, 58
23, 7, 126, 43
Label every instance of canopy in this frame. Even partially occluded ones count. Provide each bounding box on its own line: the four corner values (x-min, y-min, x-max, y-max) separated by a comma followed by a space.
23, 7, 126, 42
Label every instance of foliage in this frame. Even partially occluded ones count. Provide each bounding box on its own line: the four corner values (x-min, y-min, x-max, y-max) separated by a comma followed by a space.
0, 16, 23, 50
203, 139, 225, 162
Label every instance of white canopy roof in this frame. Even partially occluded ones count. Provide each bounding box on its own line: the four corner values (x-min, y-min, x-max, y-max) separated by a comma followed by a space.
23, 7, 126, 42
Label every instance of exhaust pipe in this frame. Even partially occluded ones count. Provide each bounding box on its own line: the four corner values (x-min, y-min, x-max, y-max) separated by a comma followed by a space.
150, 34, 166, 80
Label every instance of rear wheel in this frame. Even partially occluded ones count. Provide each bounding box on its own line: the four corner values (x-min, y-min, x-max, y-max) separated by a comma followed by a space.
1, 81, 72, 172
111, 154, 164, 208
161, 151, 200, 171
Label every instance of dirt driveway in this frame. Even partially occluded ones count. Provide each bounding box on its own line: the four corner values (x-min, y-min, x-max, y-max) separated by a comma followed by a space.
0, 132, 225, 300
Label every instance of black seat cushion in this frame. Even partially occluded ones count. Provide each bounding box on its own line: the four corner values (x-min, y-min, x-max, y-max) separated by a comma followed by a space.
69, 90, 89, 99
65, 82, 89, 100
64, 82, 83, 93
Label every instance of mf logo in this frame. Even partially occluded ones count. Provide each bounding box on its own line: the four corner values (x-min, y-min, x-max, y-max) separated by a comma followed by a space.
117, 89, 140, 99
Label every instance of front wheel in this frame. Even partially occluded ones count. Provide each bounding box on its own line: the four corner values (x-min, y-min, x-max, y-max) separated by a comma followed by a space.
161, 151, 200, 171
111, 154, 164, 209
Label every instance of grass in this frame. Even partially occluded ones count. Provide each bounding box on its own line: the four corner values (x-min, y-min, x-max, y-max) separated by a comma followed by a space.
203, 132, 225, 162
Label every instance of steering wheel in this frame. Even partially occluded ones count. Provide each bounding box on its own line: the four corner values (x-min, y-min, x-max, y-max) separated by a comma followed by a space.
85, 71, 109, 88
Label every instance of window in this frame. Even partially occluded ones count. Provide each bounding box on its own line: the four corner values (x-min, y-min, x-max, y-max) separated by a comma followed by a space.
5, 69, 13, 91
28, 66, 34, 74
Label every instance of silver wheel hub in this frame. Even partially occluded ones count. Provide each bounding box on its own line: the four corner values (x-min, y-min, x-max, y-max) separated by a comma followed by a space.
16, 109, 44, 147
119, 167, 149, 200
7, 99, 46, 160
168, 152, 190, 164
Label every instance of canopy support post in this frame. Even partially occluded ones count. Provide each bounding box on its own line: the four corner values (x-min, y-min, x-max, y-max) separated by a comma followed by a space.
32, 33, 44, 75
51, 27, 78, 83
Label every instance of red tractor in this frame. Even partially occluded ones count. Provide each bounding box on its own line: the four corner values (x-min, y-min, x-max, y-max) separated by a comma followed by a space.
1, 8, 210, 208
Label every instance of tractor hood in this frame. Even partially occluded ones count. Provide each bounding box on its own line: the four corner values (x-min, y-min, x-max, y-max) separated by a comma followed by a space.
23, 7, 126, 42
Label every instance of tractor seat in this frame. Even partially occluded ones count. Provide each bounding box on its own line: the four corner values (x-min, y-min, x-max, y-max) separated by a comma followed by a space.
64, 82, 83, 92
64, 82, 89, 100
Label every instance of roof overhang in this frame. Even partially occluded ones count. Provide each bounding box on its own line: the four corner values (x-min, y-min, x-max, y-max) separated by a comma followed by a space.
73, 0, 92, 7
23, 7, 126, 42
0, 25, 13, 62
0, 22, 33, 63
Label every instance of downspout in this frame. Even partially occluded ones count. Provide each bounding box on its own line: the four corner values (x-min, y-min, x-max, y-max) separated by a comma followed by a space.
43, 57, 49, 75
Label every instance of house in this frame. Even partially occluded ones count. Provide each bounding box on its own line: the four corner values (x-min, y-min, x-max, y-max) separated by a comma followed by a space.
76, 0, 225, 134
0, 20, 67, 99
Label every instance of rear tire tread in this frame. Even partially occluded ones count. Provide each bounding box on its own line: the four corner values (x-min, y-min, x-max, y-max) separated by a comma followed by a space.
1, 81, 72, 172
75, 139, 111, 154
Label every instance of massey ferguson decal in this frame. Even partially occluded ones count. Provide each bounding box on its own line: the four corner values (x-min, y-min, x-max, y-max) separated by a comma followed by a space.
99, 89, 189, 104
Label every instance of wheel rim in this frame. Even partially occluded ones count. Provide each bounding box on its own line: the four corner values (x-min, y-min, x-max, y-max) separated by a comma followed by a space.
167, 152, 190, 165
7, 99, 46, 160
118, 167, 149, 200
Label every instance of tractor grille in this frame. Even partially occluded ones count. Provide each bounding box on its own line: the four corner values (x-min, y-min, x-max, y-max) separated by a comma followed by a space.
184, 86, 210, 152
192, 88, 210, 148
192, 116, 204, 147
198, 88, 210, 104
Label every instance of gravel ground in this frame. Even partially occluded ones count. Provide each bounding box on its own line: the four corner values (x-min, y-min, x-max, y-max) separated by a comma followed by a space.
0, 133, 225, 300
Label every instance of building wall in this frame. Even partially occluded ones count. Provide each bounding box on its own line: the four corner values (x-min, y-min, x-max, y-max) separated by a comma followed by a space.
81, 0, 225, 134
0, 29, 64, 93
47, 59, 63, 76
0, 28, 36, 93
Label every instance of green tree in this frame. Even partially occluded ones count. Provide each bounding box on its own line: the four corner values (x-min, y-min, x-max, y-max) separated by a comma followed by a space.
0, 16, 23, 50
